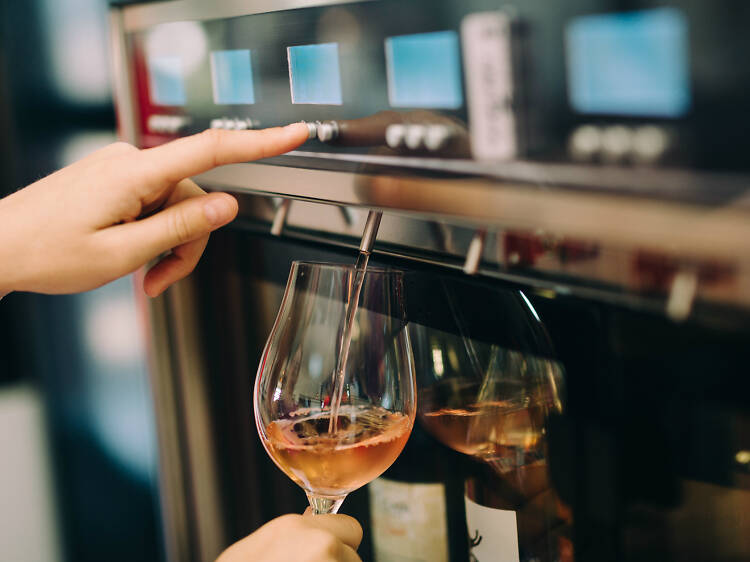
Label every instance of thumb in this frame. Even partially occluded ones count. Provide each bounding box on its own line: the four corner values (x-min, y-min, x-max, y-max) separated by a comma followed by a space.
100, 192, 238, 273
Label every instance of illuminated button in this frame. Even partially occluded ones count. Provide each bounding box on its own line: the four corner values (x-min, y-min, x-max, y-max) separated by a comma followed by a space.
569, 125, 602, 162
424, 125, 454, 151
404, 125, 428, 150
601, 125, 633, 163
385, 124, 406, 148
317, 121, 340, 143
633, 125, 669, 164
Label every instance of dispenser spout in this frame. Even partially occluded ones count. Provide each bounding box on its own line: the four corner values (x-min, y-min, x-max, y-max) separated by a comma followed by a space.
271, 199, 292, 237
360, 211, 383, 255
464, 228, 487, 275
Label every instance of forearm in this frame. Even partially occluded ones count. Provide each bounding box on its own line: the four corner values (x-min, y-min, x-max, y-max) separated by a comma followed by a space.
0, 190, 28, 295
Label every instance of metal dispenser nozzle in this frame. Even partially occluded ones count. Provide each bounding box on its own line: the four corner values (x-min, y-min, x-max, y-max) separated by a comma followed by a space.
464, 228, 488, 275
360, 211, 383, 255
271, 199, 292, 237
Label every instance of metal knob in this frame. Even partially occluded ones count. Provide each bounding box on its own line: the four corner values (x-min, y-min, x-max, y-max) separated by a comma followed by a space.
303, 121, 320, 140
385, 124, 407, 149
633, 126, 669, 164
424, 125, 455, 152
317, 121, 340, 143
569, 125, 602, 162
601, 125, 633, 164
404, 125, 428, 150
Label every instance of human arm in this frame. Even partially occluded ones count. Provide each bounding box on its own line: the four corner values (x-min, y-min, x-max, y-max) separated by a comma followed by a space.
0, 123, 308, 297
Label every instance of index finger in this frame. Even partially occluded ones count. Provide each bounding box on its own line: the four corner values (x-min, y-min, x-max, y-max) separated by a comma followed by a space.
303, 514, 363, 551
140, 122, 309, 188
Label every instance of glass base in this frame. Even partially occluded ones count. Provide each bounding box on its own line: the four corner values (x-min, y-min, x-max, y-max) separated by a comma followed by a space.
306, 492, 347, 515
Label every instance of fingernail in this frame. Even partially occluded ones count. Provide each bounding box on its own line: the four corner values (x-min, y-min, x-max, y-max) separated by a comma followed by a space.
203, 198, 234, 226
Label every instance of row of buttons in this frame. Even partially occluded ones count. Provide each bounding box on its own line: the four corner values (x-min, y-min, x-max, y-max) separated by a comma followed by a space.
385, 124, 457, 151
148, 115, 191, 135
569, 124, 671, 165
209, 117, 261, 130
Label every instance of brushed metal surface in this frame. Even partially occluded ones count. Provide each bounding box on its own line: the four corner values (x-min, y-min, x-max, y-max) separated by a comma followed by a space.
194, 163, 750, 263
109, 8, 139, 144
122, 0, 375, 31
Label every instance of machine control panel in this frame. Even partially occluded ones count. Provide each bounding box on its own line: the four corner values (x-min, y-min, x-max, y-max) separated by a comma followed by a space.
123, 0, 749, 184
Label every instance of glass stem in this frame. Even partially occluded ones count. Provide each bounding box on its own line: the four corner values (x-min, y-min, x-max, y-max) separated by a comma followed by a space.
306, 492, 347, 515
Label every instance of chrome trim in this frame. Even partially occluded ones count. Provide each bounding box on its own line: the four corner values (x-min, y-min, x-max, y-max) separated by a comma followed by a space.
122, 0, 376, 32
231, 194, 750, 319
194, 163, 750, 263
283, 151, 749, 204
109, 8, 139, 144
359, 211, 383, 254
136, 287, 192, 562
166, 280, 228, 562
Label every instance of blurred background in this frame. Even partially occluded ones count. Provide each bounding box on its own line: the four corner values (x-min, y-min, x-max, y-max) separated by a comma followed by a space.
0, 1, 164, 560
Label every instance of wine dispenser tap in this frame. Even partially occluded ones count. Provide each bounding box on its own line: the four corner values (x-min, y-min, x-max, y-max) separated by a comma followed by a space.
464, 228, 488, 275
360, 211, 383, 256
666, 268, 699, 322
270, 199, 292, 237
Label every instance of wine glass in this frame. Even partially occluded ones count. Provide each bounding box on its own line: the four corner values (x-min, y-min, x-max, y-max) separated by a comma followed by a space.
411, 287, 564, 470
254, 261, 416, 515
410, 287, 568, 560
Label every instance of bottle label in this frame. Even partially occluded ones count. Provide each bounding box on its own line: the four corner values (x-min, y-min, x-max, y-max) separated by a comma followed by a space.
464, 495, 519, 562
368, 477, 450, 562
461, 11, 518, 161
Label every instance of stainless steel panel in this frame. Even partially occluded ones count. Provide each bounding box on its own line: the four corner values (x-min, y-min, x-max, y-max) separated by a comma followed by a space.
122, 0, 376, 31
109, 9, 139, 144
194, 163, 750, 264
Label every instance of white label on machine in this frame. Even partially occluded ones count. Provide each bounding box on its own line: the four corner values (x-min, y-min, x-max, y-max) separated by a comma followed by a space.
465, 495, 520, 562
462, 11, 517, 161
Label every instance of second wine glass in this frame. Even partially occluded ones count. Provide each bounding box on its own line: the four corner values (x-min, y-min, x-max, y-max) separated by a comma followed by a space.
254, 261, 416, 515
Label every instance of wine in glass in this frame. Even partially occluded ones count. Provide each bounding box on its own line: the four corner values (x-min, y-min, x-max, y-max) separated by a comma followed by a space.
254, 261, 416, 515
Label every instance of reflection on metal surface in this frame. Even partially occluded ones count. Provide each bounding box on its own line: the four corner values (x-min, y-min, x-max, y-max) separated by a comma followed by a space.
122, 0, 376, 31
222, 192, 750, 318
110, 9, 139, 144
165, 279, 228, 562
194, 163, 750, 263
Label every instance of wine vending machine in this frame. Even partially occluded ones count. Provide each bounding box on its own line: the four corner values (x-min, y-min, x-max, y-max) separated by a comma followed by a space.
110, 1, 750, 561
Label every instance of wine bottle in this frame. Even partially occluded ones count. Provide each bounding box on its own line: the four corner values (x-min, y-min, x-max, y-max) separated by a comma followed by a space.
368, 421, 469, 562
464, 455, 573, 562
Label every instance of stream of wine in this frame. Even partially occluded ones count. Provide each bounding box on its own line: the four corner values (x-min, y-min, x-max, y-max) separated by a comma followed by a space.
328, 212, 382, 433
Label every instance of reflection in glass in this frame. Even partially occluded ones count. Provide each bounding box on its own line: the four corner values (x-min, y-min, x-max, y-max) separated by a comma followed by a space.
411, 288, 568, 560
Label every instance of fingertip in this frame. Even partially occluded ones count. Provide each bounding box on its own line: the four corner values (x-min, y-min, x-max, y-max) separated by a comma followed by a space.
143, 268, 164, 298
284, 121, 312, 141
203, 192, 239, 228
